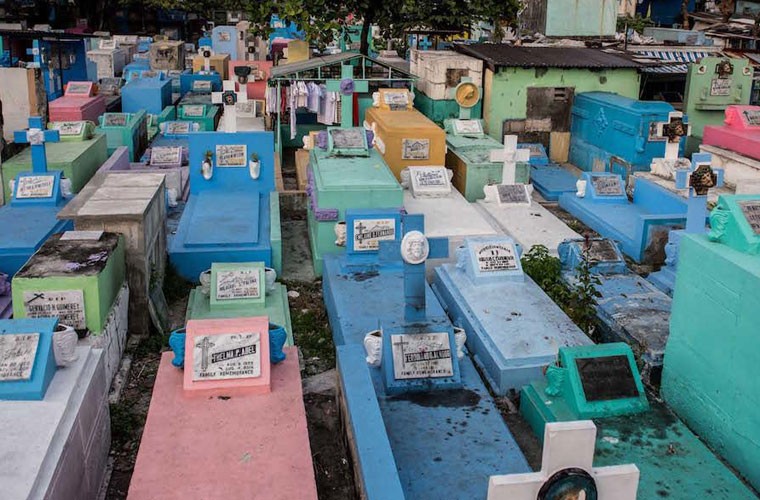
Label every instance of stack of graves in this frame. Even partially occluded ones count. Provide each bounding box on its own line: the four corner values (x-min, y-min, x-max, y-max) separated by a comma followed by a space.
95, 111, 149, 161
476, 135, 580, 255
12, 231, 128, 382
129, 313, 316, 498
364, 88, 446, 180
307, 126, 403, 276
520, 342, 754, 497
0, 318, 110, 499
662, 194, 760, 493
432, 235, 592, 395
323, 212, 532, 498
48, 81, 106, 123
169, 131, 282, 280
0, 119, 73, 277
121, 72, 173, 116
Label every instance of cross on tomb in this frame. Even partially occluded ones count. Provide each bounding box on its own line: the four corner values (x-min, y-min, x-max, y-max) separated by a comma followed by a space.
199, 46, 215, 74
653, 111, 690, 161
417, 36, 433, 50
212, 79, 248, 133
490, 135, 530, 185
378, 214, 448, 322
675, 152, 724, 234
326, 64, 368, 128
13, 117, 60, 174
487, 420, 639, 500
195, 336, 215, 372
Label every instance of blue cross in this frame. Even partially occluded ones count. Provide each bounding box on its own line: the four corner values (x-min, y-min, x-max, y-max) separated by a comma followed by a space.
418, 36, 434, 50
379, 214, 448, 322
675, 152, 724, 234
13, 117, 60, 174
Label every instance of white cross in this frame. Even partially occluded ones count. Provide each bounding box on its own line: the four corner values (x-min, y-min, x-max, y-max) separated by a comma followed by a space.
212, 80, 248, 133
487, 420, 639, 500
199, 46, 214, 74
490, 135, 530, 185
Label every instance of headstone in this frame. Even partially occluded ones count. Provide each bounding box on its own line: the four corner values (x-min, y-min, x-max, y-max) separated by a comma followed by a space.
48, 81, 106, 124
590, 174, 624, 196
0, 318, 57, 400
408, 166, 451, 198
495, 183, 531, 205
96, 110, 149, 161
183, 316, 270, 395
487, 421, 639, 500
490, 135, 530, 185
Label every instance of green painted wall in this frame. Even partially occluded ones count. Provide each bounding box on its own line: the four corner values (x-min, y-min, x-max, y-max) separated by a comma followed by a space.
482, 67, 640, 141
662, 232, 760, 491
545, 0, 617, 37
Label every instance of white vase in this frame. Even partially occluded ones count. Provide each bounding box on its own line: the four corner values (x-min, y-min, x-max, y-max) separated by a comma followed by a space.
334, 221, 347, 247
454, 327, 467, 360
53, 324, 79, 367
199, 269, 212, 294
363, 330, 382, 367
264, 267, 276, 295
576, 179, 587, 198
249, 160, 261, 179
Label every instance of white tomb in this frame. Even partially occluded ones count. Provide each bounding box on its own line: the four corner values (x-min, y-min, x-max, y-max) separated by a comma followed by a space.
488, 420, 639, 500
401, 165, 498, 278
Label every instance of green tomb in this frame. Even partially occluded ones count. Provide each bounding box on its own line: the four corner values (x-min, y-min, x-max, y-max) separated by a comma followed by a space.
95, 111, 149, 161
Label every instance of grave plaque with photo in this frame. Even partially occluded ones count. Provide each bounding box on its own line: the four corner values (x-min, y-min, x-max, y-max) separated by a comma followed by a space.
710, 78, 732, 96
591, 175, 624, 196
739, 201, 760, 235
575, 355, 640, 402
0, 333, 39, 381
192, 332, 261, 381
391, 333, 454, 379
22, 290, 86, 329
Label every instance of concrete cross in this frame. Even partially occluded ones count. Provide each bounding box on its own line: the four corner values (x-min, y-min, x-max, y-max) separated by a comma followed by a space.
195, 336, 216, 372
379, 214, 448, 322
490, 135, 530, 185
654, 111, 690, 161
488, 420, 639, 500
13, 117, 60, 174
326, 64, 369, 128
212, 80, 248, 133
417, 36, 433, 50
675, 152, 724, 233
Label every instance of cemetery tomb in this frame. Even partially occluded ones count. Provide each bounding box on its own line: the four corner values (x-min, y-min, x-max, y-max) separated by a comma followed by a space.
165, 68, 190, 100
191, 51, 230, 79
213, 79, 265, 133
701, 105, 760, 186
524, 143, 581, 202
48, 81, 107, 123
169, 131, 282, 281
0, 119, 73, 277
488, 420, 639, 500
112, 34, 139, 61
683, 57, 754, 154
432, 236, 591, 395
520, 343, 756, 498
86, 38, 127, 79
12, 232, 128, 382
228, 59, 272, 100
149, 40, 185, 71
569, 92, 686, 178
95, 111, 149, 162
128, 316, 317, 500
400, 166, 498, 278
121, 73, 173, 115
558, 238, 672, 385
0, 319, 110, 499
176, 93, 221, 131
559, 172, 690, 264
662, 194, 760, 492
211, 25, 239, 59
57, 171, 165, 336
96, 77, 125, 112
306, 126, 403, 276
2, 121, 107, 203
185, 262, 294, 346
323, 212, 531, 498
179, 71, 223, 96
476, 182, 580, 257
364, 88, 447, 180
0, 274, 11, 319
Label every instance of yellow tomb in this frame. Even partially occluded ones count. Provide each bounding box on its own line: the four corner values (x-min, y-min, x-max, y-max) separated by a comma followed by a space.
192, 53, 231, 80
364, 88, 446, 180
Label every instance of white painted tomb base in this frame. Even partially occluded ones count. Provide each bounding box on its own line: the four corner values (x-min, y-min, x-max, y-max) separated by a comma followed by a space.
700, 144, 760, 190
78, 283, 129, 383
217, 112, 265, 132
476, 190, 580, 255
0, 346, 110, 500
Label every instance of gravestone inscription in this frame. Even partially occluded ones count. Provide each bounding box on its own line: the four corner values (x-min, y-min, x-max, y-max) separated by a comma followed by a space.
353, 218, 396, 251
192, 332, 261, 381
16, 176, 55, 199
215, 269, 261, 300
739, 200, 760, 235
0, 333, 39, 381
402, 139, 430, 160
575, 355, 640, 402
22, 290, 86, 329
590, 175, 623, 196
474, 242, 518, 272
391, 332, 453, 379
497, 184, 530, 204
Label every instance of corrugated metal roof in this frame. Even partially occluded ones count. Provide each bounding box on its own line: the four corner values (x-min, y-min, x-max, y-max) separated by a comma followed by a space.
629, 48, 720, 74
270, 52, 415, 79
452, 44, 643, 71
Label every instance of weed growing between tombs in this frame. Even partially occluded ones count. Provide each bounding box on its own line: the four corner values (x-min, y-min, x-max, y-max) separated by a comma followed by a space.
520, 244, 601, 340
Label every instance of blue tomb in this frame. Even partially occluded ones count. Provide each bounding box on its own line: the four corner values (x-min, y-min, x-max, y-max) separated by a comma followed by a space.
558, 238, 673, 386
432, 236, 592, 395
648, 153, 724, 296
559, 172, 690, 264
179, 72, 222, 96
0, 118, 72, 277
168, 131, 281, 281
0, 317, 58, 400
211, 26, 238, 59
29, 39, 89, 101
323, 211, 530, 499
518, 142, 579, 202
569, 92, 686, 178
121, 73, 173, 115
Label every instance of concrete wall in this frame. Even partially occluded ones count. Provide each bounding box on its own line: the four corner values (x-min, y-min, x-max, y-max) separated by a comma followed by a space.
482, 67, 641, 141
0, 67, 47, 143
522, 0, 618, 37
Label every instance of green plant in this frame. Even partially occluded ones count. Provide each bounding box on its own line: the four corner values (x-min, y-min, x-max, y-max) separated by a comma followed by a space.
617, 14, 654, 34
567, 243, 602, 338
